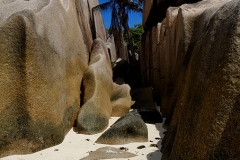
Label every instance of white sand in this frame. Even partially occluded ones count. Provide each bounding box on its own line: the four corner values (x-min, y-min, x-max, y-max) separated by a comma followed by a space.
2, 116, 165, 160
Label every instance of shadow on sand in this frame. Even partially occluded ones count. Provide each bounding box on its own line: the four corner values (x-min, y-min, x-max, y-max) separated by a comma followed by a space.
146, 118, 166, 160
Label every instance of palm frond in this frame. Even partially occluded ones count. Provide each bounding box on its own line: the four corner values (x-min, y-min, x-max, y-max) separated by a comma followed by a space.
93, 1, 113, 12
137, 0, 144, 5
131, 0, 144, 4
126, 1, 143, 13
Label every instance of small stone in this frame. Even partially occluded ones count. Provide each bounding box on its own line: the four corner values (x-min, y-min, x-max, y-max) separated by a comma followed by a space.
137, 145, 146, 149
86, 139, 90, 141
155, 137, 161, 140
150, 140, 153, 142
54, 149, 59, 151
119, 147, 128, 151
150, 144, 158, 148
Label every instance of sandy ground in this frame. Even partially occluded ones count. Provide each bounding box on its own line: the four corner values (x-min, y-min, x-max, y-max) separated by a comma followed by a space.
2, 115, 165, 160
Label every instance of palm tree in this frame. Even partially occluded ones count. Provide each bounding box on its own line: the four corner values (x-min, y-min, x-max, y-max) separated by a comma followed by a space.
93, 0, 143, 66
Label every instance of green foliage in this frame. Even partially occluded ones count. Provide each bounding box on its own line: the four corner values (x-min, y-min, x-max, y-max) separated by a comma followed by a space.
124, 23, 144, 53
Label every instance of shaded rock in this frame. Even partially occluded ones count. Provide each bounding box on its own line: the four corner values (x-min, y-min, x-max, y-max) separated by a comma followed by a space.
119, 147, 129, 151
141, 0, 240, 159
112, 59, 129, 80
106, 34, 118, 63
80, 147, 136, 160
111, 83, 134, 117
131, 87, 156, 110
142, 0, 200, 29
75, 0, 106, 53
113, 77, 125, 85
138, 109, 163, 124
92, 6, 106, 42
137, 145, 146, 149
75, 39, 113, 135
96, 111, 148, 145
150, 144, 158, 148
112, 59, 141, 88
0, 0, 88, 157
75, 0, 94, 53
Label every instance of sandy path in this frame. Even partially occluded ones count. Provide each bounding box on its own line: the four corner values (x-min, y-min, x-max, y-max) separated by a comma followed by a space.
2, 116, 165, 160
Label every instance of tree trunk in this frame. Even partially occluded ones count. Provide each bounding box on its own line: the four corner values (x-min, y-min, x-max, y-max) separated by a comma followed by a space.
123, 22, 136, 65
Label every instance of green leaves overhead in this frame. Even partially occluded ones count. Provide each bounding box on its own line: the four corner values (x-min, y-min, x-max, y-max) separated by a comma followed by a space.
94, 0, 143, 30
124, 24, 144, 53
94, 0, 143, 64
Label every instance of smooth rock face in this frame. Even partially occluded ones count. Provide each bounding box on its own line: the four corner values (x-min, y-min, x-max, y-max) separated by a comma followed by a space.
75, 38, 113, 135
96, 111, 148, 145
106, 34, 118, 62
141, 0, 240, 159
111, 83, 133, 117
142, 0, 152, 28
75, 0, 94, 53
0, 0, 88, 157
92, 7, 106, 42
75, 0, 106, 53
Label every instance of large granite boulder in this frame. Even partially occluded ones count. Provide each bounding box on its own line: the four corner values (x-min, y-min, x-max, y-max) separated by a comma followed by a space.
75, 0, 106, 53
111, 83, 133, 117
150, 0, 240, 159
75, 38, 113, 134
96, 111, 148, 145
75, 0, 94, 53
142, 0, 200, 29
106, 34, 118, 63
92, 5, 106, 42
0, 0, 88, 157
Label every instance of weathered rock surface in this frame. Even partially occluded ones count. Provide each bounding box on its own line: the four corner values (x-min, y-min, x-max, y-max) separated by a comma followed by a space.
111, 83, 133, 117
142, 0, 200, 29
92, 6, 106, 42
75, 0, 94, 53
106, 34, 118, 62
75, 0, 106, 53
113, 77, 125, 85
80, 146, 136, 160
75, 38, 112, 135
141, 0, 240, 159
0, 0, 88, 157
96, 111, 148, 145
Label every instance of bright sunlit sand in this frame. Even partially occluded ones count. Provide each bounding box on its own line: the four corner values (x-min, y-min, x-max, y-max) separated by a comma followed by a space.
2, 116, 166, 160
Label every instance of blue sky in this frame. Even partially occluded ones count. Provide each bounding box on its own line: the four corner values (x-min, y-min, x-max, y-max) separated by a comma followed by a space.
98, 0, 142, 28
